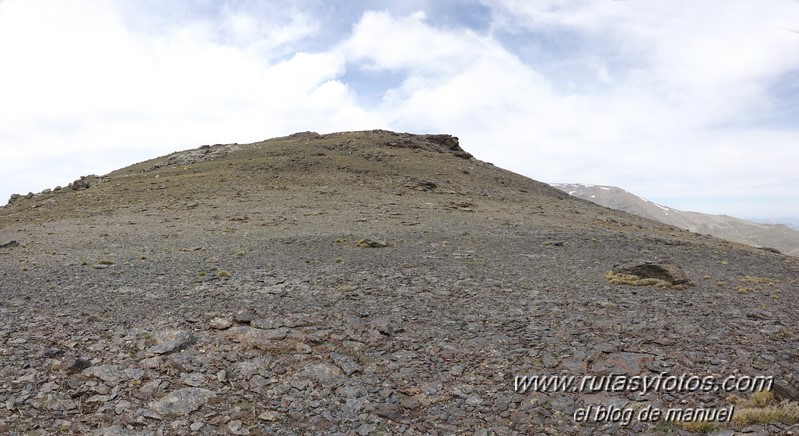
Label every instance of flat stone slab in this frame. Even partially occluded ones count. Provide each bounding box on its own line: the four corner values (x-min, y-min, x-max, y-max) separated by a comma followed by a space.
149, 387, 216, 417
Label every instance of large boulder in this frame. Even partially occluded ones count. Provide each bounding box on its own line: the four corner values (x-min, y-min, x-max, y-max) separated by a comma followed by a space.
70, 174, 103, 190
7, 193, 22, 205
611, 260, 691, 285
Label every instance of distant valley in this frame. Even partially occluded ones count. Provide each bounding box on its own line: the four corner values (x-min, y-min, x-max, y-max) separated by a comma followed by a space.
551, 183, 799, 257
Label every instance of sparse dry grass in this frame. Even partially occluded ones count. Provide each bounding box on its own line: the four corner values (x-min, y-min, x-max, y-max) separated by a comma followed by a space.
728, 390, 799, 426
733, 275, 785, 298
604, 271, 686, 289
672, 420, 717, 433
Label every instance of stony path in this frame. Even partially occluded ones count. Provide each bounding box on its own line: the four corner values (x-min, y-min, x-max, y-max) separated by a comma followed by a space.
2, 224, 798, 435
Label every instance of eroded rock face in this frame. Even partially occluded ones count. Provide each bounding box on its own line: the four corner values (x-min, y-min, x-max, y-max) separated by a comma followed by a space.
382, 132, 472, 159
143, 143, 243, 173
611, 260, 691, 284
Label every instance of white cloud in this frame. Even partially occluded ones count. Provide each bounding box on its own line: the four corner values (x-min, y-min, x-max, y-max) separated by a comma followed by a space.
0, 0, 377, 195
1, 0, 797, 220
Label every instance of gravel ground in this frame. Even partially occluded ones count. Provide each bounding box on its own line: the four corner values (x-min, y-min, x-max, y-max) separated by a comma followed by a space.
1, 131, 798, 435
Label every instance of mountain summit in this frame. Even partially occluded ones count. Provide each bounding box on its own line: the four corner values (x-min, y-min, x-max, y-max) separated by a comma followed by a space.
1, 131, 798, 434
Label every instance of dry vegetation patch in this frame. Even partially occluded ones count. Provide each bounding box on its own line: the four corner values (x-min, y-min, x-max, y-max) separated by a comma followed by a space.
729, 390, 799, 426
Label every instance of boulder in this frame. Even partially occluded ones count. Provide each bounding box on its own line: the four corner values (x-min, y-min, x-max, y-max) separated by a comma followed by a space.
611, 260, 690, 285
70, 174, 105, 190
0, 241, 20, 249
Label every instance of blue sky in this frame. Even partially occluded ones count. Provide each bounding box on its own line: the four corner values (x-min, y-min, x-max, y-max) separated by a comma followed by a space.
1, 0, 798, 220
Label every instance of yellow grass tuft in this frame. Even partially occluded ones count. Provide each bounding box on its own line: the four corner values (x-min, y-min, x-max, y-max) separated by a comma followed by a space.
730, 389, 799, 426
604, 271, 678, 289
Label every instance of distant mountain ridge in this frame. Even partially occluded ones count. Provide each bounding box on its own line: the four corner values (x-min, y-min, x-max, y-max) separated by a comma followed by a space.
747, 218, 799, 232
551, 183, 799, 257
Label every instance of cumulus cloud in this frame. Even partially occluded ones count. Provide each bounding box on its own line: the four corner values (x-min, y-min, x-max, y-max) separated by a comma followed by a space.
0, 0, 376, 195
0, 0, 797, 218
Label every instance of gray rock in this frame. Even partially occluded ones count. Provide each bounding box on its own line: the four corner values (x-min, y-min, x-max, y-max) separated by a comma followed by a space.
356, 238, 388, 248
148, 387, 216, 417
250, 318, 285, 330
181, 372, 205, 387
0, 240, 20, 249
38, 392, 76, 412
208, 317, 233, 330
70, 174, 104, 190
591, 352, 653, 376
235, 309, 256, 324
299, 362, 342, 384
67, 357, 92, 373
258, 410, 281, 422
146, 330, 196, 355
92, 424, 140, 436
82, 364, 123, 384
330, 352, 361, 376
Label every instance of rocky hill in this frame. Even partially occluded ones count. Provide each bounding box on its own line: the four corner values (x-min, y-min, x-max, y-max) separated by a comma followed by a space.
1, 131, 798, 435
551, 183, 799, 257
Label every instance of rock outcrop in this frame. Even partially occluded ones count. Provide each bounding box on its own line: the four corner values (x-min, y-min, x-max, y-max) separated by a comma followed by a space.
611, 260, 691, 285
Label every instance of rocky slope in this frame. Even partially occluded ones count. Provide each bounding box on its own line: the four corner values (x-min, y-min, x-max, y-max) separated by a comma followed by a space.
1, 131, 798, 435
551, 183, 799, 257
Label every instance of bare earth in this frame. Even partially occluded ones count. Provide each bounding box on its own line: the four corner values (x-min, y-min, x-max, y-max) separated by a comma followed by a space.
1, 131, 798, 435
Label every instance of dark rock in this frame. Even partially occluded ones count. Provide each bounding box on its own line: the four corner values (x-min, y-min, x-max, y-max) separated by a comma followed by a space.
25, 192, 34, 199
82, 364, 124, 384
70, 174, 104, 190
0, 240, 20, 249
611, 260, 690, 284
67, 358, 92, 373
330, 352, 361, 376
287, 131, 321, 139
8, 193, 22, 204
591, 352, 653, 375
747, 309, 773, 320
374, 404, 404, 421
425, 134, 461, 151
235, 309, 256, 324
146, 330, 196, 355
758, 246, 782, 254
356, 239, 388, 248
299, 362, 342, 383
42, 348, 64, 358
418, 180, 437, 191
772, 374, 799, 402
